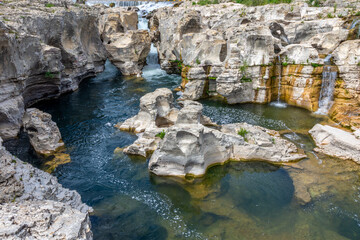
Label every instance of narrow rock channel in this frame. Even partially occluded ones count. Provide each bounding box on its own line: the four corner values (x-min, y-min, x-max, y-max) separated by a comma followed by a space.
1, 0, 360, 239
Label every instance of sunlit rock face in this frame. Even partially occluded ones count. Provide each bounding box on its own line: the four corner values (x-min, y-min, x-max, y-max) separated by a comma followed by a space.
117, 88, 306, 177
309, 124, 360, 164
149, 2, 360, 128
99, 8, 151, 76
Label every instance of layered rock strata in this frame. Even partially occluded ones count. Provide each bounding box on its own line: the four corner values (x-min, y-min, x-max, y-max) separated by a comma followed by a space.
117, 88, 306, 177
99, 7, 151, 75
0, 137, 92, 239
149, 1, 360, 128
0, 1, 150, 140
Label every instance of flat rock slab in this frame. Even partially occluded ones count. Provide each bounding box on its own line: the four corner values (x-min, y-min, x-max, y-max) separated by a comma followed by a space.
309, 124, 360, 163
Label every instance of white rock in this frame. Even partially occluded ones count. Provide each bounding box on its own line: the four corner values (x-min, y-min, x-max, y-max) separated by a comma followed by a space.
309, 124, 360, 163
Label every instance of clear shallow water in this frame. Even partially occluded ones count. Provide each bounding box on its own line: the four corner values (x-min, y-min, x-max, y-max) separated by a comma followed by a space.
4, 2, 360, 239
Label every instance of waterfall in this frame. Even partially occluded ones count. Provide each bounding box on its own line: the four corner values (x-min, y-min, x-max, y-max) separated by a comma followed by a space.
277, 55, 282, 103
350, 19, 360, 39
270, 56, 287, 108
315, 56, 337, 115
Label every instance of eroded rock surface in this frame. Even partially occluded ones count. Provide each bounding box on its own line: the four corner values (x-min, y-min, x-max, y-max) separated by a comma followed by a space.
0, 137, 92, 239
309, 124, 360, 163
0, 1, 150, 140
100, 8, 151, 76
0, 200, 92, 240
118, 88, 306, 176
22, 108, 63, 154
149, 1, 360, 128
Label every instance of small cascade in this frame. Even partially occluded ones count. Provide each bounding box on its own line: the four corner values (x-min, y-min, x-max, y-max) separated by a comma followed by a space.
270, 56, 287, 108
277, 55, 282, 103
350, 19, 360, 39
315, 55, 337, 115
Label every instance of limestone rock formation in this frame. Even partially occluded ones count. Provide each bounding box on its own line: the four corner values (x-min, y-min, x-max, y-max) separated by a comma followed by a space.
149, 2, 360, 127
22, 108, 63, 155
117, 88, 179, 133
100, 8, 151, 76
104, 30, 151, 76
309, 124, 360, 164
0, 200, 92, 240
0, 0, 107, 139
118, 88, 306, 177
0, 137, 92, 239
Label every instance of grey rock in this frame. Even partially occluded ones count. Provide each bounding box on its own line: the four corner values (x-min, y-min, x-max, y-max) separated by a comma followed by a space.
22, 108, 63, 154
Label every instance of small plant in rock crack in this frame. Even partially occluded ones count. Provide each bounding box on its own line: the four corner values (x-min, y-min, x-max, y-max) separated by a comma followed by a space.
45, 71, 54, 78
196, 58, 201, 64
156, 130, 166, 139
240, 60, 252, 82
237, 128, 249, 142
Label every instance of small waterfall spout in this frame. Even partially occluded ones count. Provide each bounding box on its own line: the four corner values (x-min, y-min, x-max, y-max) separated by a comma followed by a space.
270, 56, 287, 108
277, 55, 282, 103
315, 56, 337, 115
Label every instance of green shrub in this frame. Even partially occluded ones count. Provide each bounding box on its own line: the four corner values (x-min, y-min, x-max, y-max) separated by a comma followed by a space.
311, 63, 322, 68
241, 77, 252, 82
282, 62, 289, 67
45, 3, 55, 7
196, 58, 201, 64
327, 13, 334, 18
209, 77, 217, 80
156, 130, 166, 139
45, 71, 54, 78
237, 128, 249, 141
109, 3, 115, 7
234, 0, 291, 6
170, 60, 183, 70
197, 0, 219, 5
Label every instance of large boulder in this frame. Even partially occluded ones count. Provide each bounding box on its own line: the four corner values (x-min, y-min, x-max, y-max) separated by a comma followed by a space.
100, 8, 151, 76
22, 108, 63, 155
104, 30, 151, 76
116, 88, 179, 133
309, 124, 360, 163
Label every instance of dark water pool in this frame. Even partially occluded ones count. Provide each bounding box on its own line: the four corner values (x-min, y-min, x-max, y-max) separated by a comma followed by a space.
5, 59, 360, 239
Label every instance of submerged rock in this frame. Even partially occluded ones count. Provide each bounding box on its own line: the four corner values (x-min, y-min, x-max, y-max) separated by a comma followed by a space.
119, 88, 306, 177
309, 124, 360, 164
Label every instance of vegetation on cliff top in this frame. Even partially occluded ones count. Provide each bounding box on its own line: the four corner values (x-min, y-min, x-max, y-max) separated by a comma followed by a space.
194, 0, 292, 6
233, 0, 291, 5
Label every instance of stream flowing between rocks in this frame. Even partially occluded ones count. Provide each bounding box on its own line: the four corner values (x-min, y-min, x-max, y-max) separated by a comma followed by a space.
4, 1, 360, 240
